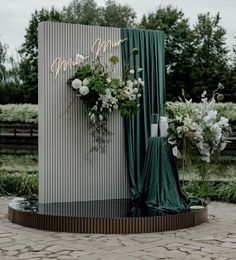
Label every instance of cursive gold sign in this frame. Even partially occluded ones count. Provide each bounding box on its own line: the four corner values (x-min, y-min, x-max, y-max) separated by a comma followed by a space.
91, 38, 127, 57
50, 37, 127, 79
50, 57, 88, 79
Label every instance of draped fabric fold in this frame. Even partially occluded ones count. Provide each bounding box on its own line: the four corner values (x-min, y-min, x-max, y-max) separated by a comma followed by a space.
121, 28, 202, 214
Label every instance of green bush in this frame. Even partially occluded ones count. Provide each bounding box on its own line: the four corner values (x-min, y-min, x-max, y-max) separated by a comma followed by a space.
0, 173, 38, 196
0, 104, 38, 125
0, 154, 38, 175
182, 181, 216, 201
182, 181, 236, 203
216, 183, 236, 203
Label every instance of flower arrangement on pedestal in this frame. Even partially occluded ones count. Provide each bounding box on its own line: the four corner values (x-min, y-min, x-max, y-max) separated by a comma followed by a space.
166, 84, 231, 177
67, 49, 144, 152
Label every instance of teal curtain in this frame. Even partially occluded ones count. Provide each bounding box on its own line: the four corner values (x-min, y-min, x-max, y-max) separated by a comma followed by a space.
121, 28, 166, 199
121, 28, 202, 213
121, 29, 165, 199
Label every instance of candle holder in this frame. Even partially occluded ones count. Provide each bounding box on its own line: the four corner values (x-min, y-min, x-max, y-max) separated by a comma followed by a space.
151, 114, 159, 137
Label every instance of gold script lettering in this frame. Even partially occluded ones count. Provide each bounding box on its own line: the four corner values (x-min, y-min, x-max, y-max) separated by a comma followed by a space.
51, 57, 73, 79
91, 38, 127, 57
50, 38, 127, 78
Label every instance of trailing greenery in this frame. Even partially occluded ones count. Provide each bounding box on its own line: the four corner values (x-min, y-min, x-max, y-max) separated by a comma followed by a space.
0, 173, 38, 196
0, 104, 38, 125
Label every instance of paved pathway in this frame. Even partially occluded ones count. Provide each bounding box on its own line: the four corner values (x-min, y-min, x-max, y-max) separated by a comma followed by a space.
0, 197, 236, 259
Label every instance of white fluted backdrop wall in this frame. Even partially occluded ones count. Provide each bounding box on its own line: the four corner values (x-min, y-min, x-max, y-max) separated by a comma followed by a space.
38, 22, 129, 203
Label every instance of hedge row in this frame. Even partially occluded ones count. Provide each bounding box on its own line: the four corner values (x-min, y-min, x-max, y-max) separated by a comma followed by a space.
0, 103, 236, 125
0, 104, 38, 125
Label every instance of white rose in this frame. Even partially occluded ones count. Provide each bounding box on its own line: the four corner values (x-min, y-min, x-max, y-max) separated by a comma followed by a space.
71, 79, 82, 89
99, 114, 103, 121
133, 88, 139, 94
129, 69, 134, 74
79, 86, 89, 96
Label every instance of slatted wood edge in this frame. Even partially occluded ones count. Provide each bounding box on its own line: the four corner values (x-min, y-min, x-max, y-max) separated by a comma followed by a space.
8, 206, 207, 234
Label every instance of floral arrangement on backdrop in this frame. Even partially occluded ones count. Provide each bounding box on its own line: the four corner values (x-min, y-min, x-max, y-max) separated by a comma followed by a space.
67, 49, 144, 152
166, 84, 231, 172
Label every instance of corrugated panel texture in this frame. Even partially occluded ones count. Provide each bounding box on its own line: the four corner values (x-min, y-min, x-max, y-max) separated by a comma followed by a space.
38, 22, 129, 203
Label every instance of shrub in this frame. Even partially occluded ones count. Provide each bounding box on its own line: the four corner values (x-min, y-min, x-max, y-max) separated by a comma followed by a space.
0, 154, 38, 175
0, 173, 38, 196
0, 104, 38, 125
182, 181, 216, 201
216, 182, 236, 203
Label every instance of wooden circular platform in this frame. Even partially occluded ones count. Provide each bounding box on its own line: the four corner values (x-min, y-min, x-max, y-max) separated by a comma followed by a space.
8, 198, 207, 234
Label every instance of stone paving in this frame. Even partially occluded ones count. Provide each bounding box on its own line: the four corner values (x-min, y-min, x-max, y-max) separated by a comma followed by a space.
1, 197, 236, 259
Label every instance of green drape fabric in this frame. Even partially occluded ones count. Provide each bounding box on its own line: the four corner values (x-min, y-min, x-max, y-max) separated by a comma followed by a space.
121, 28, 202, 213
121, 28, 166, 199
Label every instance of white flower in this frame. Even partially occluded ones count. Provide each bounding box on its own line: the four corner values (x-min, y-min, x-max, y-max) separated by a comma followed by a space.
201, 90, 207, 98
83, 78, 89, 86
79, 86, 89, 96
201, 156, 210, 163
172, 146, 181, 158
90, 113, 95, 122
137, 94, 141, 98
99, 114, 103, 121
133, 88, 139, 94
75, 54, 86, 64
218, 117, 229, 127
106, 77, 111, 84
92, 105, 98, 111
220, 142, 227, 151
129, 69, 134, 74
71, 79, 82, 89
126, 80, 133, 88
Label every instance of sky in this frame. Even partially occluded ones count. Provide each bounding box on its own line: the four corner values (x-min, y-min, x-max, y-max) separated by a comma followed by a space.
0, 0, 235, 57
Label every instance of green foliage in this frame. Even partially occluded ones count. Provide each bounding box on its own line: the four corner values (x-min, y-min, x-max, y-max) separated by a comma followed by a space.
182, 181, 216, 201
0, 104, 38, 125
182, 181, 236, 204
191, 13, 229, 98
62, 0, 136, 27
0, 154, 38, 175
62, 0, 99, 25
0, 173, 38, 196
216, 183, 236, 203
0, 41, 23, 104
99, 0, 136, 28
18, 8, 64, 104
140, 5, 195, 100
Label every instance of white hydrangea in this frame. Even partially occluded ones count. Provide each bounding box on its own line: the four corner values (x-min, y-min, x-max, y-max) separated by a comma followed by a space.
79, 86, 89, 96
71, 79, 82, 89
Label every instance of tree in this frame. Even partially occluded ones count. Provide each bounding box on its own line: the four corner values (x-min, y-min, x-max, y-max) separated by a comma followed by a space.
0, 41, 23, 104
225, 42, 236, 100
140, 6, 195, 100
99, 0, 136, 28
18, 8, 63, 103
191, 13, 229, 98
19, 0, 137, 103
62, 0, 100, 25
